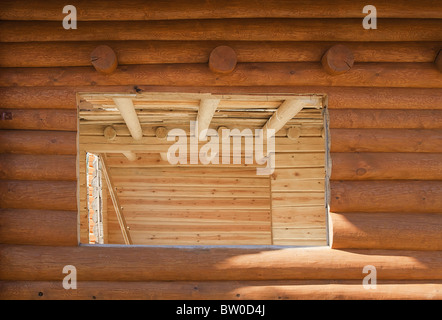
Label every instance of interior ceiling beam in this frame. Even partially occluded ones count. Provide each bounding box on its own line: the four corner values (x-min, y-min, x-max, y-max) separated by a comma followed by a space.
262, 98, 319, 138
112, 97, 143, 140
112, 97, 141, 161
196, 98, 220, 138
122, 152, 137, 161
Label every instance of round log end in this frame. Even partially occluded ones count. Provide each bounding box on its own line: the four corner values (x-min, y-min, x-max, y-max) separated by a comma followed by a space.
91, 45, 118, 74
103, 126, 117, 140
321, 44, 354, 75
155, 126, 168, 139
287, 126, 301, 140
435, 50, 442, 73
209, 46, 237, 74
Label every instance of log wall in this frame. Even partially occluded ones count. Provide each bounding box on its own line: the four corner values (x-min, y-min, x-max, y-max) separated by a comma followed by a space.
0, 0, 441, 299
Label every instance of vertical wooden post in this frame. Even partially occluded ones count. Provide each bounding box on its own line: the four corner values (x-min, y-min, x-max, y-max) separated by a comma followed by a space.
99, 155, 132, 245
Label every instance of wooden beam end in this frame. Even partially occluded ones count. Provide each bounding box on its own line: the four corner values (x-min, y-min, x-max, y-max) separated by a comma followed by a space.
209, 46, 237, 74
91, 45, 118, 75
321, 44, 354, 76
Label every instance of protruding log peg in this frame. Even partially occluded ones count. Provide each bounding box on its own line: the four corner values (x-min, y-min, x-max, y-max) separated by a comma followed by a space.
155, 126, 168, 139
435, 50, 442, 73
287, 126, 301, 140
103, 126, 117, 140
91, 45, 118, 74
209, 46, 237, 74
321, 44, 354, 75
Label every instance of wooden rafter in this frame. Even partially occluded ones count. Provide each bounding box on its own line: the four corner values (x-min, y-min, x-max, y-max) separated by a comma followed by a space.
112, 97, 142, 161
122, 152, 137, 161
196, 98, 220, 138
262, 99, 317, 138
112, 98, 142, 139
99, 154, 132, 245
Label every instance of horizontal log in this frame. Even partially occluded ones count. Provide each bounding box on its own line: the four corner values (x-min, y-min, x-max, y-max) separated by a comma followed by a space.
2, 86, 442, 110
0, 109, 76, 131
81, 123, 318, 138
0, 154, 76, 181
2, 245, 442, 281
1, 63, 441, 88
0, 180, 77, 211
0, 130, 76, 155
330, 180, 442, 213
330, 152, 442, 180
1, 41, 440, 68
110, 167, 266, 179
1, 280, 441, 300
1, 0, 441, 20
330, 212, 442, 250
0, 209, 77, 246
79, 136, 324, 153
1, 19, 441, 42
329, 109, 442, 129
330, 129, 442, 153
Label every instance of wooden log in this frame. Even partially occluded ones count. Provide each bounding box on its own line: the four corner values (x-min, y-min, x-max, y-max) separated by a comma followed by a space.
79, 135, 324, 153
436, 50, 442, 73
2, 41, 441, 68
1, 19, 442, 42
0, 154, 76, 181
103, 126, 117, 140
330, 212, 442, 251
113, 98, 143, 140
330, 129, 442, 153
155, 126, 168, 139
286, 126, 301, 140
196, 98, 220, 137
122, 152, 137, 161
1, 280, 441, 300
1, 245, 442, 281
0, 209, 77, 246
1, 63, 441, 88
263, 99, 310, 137
321, 44, 354, 75
2, 0, 441, 20
90, 45, 118, 74
330, 152, 442, 180
2, 87, 442, 110
329, 109, 442, 129
0, 109, 76, 131
209, 46, 237, 74
330, 180, 442, 213
0, 180, 77, 211
0, 86, 139, 109
0, 130, 76, 155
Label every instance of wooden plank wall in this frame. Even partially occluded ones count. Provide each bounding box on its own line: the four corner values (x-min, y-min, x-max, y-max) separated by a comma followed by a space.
78, 97, 327, 246
106, 158, 271, 245
271, 120, 327, 246
0, 0, 442, 299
